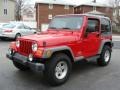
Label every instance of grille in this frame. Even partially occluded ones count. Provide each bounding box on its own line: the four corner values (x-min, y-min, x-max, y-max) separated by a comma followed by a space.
19, 40, 32, 55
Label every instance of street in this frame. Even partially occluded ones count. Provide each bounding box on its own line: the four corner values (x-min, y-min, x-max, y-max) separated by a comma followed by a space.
0, 36, 120, 90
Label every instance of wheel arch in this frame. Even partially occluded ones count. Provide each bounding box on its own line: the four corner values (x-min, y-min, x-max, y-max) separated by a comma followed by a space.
98, 40, 112, 54
42, 46, 75, 63
15, 32, 21, 37
51, 50, 74, 63
104, 42, 112, 48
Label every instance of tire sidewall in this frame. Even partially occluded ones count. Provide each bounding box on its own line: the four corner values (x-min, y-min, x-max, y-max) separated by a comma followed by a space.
99, 46, 111, 66
53, 58, 71, 83
45, 54, 72, 85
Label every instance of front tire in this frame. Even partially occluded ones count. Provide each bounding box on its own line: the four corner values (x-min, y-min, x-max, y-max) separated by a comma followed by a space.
13, 61, 29, 71
44, 53, 72, 86
97, 45, 111, 66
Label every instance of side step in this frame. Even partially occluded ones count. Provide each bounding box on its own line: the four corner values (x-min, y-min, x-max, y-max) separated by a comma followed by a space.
86, 55, 100, 61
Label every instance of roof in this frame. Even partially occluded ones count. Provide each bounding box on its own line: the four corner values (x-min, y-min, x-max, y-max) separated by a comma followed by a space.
55, 14, 110, 20
35, 0, 76, 6
85, 10, 106, 16
75, 2, 112, 8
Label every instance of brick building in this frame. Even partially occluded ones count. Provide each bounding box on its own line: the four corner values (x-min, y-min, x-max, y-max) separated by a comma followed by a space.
35, 0, 75, 31
35, 1, 113, 31
74, 2, 113, 19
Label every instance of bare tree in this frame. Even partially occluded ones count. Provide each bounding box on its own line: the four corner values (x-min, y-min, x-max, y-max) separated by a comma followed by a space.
15, 0, 26, 21
109, 0, 120, 25
115, 0, 120, 25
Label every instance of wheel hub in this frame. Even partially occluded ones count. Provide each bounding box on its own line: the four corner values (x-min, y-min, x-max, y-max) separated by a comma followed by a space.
104, 50, 110, 62
55, 61, 68, 80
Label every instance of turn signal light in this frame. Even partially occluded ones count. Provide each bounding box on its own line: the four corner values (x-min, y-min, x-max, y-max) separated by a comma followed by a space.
35, 48, 43, 57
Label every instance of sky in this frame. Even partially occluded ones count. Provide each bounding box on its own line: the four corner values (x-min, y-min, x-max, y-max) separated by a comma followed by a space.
27, 0, 111, 5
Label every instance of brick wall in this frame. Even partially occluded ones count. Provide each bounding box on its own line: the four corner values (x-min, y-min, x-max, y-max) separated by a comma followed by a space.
36, 3, 74, 29
74, 5, 113, 19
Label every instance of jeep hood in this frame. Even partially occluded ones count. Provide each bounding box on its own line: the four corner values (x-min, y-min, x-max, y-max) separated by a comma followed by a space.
20, 31, 79, 47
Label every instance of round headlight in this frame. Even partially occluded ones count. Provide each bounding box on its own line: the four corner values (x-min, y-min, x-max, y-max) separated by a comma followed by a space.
32, 43, 38, 52
16, 40, 20, 48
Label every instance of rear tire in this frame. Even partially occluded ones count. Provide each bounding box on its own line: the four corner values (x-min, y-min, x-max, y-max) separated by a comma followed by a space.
44, 53, 72, 86
13, 61, 29, 71
15, 33, 21, 40
97, 45, 111, 66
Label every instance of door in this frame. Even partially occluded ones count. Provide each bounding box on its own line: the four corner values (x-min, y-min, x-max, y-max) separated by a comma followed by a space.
82, 18, 101, 57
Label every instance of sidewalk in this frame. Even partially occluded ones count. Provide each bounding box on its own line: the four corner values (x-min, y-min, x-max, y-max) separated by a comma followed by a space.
112, 34, 120, 41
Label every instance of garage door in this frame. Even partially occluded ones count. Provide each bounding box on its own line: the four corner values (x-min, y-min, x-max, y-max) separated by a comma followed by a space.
41, 24, 49, 32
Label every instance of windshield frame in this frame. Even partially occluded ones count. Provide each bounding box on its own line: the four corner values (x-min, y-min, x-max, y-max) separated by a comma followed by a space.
48, 15, 84, 31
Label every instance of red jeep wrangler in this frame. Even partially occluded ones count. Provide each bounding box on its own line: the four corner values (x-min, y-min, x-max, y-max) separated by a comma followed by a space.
6, 14, 113, 86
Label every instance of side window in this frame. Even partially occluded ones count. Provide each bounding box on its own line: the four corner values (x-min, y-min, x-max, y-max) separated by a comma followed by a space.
86, 19, 99, 33
101, 19, 111, 33
24, 25, 31, 30
18, 25, 25, 29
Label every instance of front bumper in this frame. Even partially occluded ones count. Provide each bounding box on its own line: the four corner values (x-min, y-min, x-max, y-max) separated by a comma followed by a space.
6, 53, 45, 72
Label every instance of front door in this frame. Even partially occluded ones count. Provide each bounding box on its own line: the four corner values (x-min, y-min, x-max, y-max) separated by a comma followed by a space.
82, 18, 101, 57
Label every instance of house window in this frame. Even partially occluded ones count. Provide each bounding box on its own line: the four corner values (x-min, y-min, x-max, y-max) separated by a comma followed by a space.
75, 8, 77, 12
93, 6, 96, 11
119, 9, 120, 16
64, 5, 69, 9
48, 14, 52, 19
4, 9, 7, 15
79, 7, 81, 10
4, 0, 7, 3
49, 4, 53, 9
113, 10, 116, 16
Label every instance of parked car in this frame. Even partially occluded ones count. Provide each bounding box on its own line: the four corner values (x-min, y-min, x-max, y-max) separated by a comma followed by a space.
0, 23, 37, 40
0, 23, 8, 28
6, 14, 113, 86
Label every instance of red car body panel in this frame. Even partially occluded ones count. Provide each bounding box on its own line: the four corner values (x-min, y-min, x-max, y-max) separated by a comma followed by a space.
9, 15, 112, 61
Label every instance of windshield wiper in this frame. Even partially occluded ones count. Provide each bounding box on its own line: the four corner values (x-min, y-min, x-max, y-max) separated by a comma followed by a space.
49, 27, 57, 29
61, 27, 72, 29
49, 27, 72, 30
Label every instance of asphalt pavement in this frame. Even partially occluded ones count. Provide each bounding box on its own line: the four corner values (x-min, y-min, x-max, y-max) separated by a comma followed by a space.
0, 36, 120, 90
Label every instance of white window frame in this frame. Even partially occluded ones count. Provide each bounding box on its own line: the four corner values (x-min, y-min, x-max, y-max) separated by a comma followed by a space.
64, 5, 69, 9
49, 4, 53, 9
119, 9, 120, 16
4, 0, 7, 3
48, 14, 52, 19
4, 9, 7, 15
79, 7, 81, 10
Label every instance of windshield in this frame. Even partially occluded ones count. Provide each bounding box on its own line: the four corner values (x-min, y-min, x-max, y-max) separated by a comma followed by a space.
3, 23, 16, 29
49, 16, 83, 30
